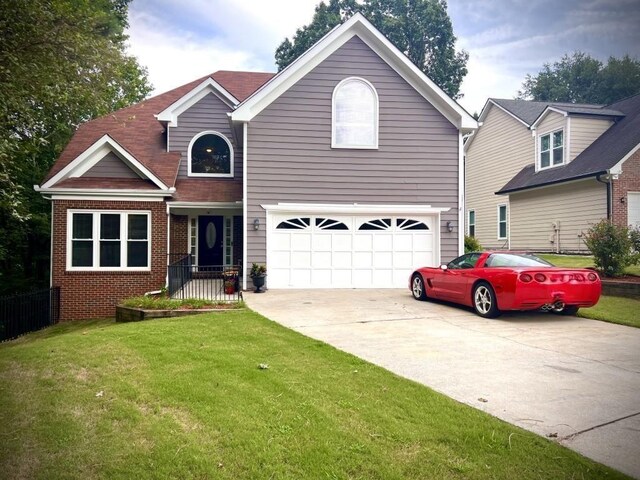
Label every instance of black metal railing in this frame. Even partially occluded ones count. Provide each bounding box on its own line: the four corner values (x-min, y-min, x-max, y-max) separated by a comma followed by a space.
0, 287, 61, 342
168, 254, 242, 302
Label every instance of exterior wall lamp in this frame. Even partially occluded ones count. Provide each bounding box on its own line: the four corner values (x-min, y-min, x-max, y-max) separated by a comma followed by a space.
446, 221, 453, 233
253, 218, 260, 231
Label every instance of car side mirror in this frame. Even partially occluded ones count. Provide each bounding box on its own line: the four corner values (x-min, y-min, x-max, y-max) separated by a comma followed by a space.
440, 264, 448, 271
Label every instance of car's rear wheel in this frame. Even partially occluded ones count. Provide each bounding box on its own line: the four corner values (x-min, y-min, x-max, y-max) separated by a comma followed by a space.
411, 274, 427, 301
473, 282, 501, 318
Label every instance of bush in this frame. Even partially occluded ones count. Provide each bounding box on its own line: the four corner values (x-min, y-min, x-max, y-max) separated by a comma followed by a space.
464, 235, 482, 253
584, 220, 637, 277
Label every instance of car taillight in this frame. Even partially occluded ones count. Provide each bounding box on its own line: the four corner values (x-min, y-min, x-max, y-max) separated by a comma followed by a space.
520, 273, 532, 283
534, 273, 547, 282
573, 274, 584, 282
587, 272, 598, 282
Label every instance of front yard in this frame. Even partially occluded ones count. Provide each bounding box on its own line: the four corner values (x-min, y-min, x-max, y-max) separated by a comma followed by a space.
0, 312, 627, 479
539, 254, 639, 328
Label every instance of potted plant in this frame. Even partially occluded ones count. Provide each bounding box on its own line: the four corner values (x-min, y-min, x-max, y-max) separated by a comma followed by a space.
223, 278, 235, 295
249, 263, 267, 293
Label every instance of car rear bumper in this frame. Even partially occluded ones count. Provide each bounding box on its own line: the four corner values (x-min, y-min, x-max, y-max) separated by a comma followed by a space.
510, 283, 601, 310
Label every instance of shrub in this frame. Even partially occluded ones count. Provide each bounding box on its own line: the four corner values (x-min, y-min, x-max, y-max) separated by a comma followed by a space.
464, 235, 482, 253
630, 226, 640, 254
584, 220, 637, 277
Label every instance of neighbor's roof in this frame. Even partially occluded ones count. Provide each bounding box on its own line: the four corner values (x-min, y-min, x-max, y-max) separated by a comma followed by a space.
497, 93, 640, 194
488, 98, 616, 127
41, 71, 275, 188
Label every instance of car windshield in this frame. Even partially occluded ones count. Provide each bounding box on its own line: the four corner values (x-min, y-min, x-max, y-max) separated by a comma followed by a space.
484, 253, 554, 268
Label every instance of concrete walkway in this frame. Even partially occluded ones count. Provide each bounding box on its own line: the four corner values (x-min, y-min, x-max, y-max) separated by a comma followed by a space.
245, 289, 640, 478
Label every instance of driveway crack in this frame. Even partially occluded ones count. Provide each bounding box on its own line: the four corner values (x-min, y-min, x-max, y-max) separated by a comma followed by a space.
560, 411, 640, 441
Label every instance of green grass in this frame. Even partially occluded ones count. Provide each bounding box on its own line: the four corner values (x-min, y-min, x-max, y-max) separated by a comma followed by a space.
0, 313, 628, 479
538, 254, 640, 276
578, 295, 640, 328
120, 295, 244, 310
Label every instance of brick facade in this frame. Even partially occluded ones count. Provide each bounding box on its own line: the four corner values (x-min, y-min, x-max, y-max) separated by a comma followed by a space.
52, 200, 167, 320
612, 149, 640, 227
169, 214, 189, 255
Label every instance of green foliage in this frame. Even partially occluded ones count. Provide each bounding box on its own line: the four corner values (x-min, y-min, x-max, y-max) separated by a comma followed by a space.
584, 220, 638, 277
464, 235, 482, 253
275, 0, 468, 99
518, 52, 640, 104
120, 296, 242, 310
250, 263, 267, 277
0, 0, 152, 294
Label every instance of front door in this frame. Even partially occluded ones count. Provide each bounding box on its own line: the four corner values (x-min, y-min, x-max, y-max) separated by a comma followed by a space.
198, 216, 223, 266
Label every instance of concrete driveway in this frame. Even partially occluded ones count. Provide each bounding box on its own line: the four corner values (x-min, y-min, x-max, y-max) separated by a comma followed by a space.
245, 289, 640, 478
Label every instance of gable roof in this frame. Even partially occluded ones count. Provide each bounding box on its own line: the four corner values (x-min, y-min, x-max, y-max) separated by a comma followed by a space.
40, 71, 273, 189
231, 12, 477, 131
497, 93, 640, 194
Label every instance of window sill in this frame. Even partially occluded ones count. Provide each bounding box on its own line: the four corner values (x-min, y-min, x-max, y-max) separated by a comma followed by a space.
331, 145, 379, 150
187, 173, 234, 178
65, 269, 152, 274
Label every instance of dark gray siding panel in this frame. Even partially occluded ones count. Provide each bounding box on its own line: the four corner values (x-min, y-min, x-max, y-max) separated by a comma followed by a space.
247, 35, 459, 267
84, 152, 139, 178
169, 92, 243, 181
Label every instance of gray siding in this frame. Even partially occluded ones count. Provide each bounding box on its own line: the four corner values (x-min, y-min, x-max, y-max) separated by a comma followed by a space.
169, 92, 243, 181
84, 151, 139, 178
465, 104, 534, 249
247, 35, 459, 266
509, 179, 606, 252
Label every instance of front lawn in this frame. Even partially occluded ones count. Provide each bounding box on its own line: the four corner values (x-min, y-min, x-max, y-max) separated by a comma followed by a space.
578, 296, 640, 328
539, 254, 640, 276
0, 313, 627, 479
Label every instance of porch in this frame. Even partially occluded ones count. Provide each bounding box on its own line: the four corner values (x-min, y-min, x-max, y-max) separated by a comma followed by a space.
168, 254, 242, 301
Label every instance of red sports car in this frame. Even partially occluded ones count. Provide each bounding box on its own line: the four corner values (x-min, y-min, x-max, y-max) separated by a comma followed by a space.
410, 252, 601, 318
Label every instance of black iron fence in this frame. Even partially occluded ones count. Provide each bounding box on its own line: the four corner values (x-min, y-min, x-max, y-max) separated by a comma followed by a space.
168, 254, 242, 302
0, 287, 61, 342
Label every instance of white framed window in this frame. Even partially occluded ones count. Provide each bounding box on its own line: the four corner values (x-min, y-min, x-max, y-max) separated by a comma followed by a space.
497, 205, 507, 240
331, 77, 378, 149
468, 210, 475, 237
67, 210, 151, 271
187, 130, 234, 177
538, 129, 564, 170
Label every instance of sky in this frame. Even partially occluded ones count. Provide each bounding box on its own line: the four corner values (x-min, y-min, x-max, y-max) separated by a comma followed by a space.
125, 0, 640, 114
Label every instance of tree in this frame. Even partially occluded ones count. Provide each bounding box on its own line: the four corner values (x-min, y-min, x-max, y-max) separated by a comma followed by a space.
275, 0, 468, 99
518, 52, 640, 104
0, 0, 152, 294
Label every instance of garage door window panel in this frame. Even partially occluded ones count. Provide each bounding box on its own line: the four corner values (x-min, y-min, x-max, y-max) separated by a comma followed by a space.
277, 217, 310, 230
397, 218, 429, 230
359, 218, 392, 230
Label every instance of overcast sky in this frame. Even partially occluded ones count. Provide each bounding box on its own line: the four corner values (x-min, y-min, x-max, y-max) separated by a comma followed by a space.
126, 0, 640, 114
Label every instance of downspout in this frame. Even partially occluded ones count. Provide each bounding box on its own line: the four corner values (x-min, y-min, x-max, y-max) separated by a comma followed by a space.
596, 173, 611, 220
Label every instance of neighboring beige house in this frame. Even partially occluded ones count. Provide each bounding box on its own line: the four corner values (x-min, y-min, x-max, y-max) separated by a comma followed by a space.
465, 94, 640, 253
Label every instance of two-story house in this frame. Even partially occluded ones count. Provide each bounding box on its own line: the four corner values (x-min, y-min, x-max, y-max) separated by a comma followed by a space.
465, 94, 640, 252
36, 13, 477, 320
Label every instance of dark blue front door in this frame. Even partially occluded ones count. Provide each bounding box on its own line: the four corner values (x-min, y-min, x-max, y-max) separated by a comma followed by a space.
198, 216, 223, 266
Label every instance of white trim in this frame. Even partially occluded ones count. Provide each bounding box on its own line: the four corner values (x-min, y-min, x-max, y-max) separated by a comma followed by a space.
35, 186, 173, 197
167, 201, 242, 210
49, 195, 166, 202
331, 77, 379, 149
156, 77, 238, 127
497, 204, 508, 240
261, 203, 450, 215
536, 128, 565, 172
458, 131, 464, 255
187, 130, 234, 178
242, 122, 248, 291
66, 210, 151, 272
41, 134, 169, 190
231, 13, 476, 131
610, 140, 640, 175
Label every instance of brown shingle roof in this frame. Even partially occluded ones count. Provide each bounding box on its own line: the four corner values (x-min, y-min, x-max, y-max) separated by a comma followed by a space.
42, 71, 275, 190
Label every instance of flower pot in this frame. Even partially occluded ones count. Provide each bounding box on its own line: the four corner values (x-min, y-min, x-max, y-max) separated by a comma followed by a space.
224, 284, 235, 295
251, 274, 266, 293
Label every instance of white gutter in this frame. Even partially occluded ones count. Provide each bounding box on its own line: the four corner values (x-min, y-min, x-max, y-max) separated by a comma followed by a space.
242, 122, 248, 291
34, 186, 175, 197
261, 203, 450, 215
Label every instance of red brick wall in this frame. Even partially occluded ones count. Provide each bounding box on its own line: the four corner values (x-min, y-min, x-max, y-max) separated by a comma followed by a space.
52, 200, 167, 320
612, 149, 640, 227
170, 214, 188, 256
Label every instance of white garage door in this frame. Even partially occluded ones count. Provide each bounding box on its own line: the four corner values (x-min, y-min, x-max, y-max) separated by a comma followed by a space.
629, 192, 640, 228
267, 214, 436, 288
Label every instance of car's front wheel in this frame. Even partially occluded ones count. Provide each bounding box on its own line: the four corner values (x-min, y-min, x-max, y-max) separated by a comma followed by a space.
473, 282, 501, 318
411, 274, 427, 301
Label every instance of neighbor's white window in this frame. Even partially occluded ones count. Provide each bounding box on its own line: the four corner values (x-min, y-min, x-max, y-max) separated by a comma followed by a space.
332, 77, 378, 149
68, 211, 150, 270
538, 129, 564, 169
468, 210, 476, 237
497, 205, 507, 240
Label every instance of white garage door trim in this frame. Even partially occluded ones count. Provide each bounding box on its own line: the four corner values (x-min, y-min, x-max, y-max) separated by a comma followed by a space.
263, 203, 449, 289
629, 192, 640, 228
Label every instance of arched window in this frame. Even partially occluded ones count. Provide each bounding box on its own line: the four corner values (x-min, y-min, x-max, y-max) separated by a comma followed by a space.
188, 131, 234, 177
332, 77, 378, 149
